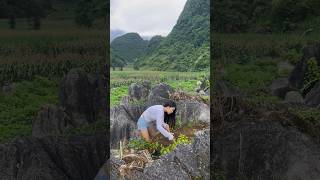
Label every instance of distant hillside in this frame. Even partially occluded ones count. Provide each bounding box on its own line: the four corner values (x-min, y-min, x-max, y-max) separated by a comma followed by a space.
145, 35, 164, 55
213, 0, 320, 33
110, 33, 148, 64
110, 29, 126, 42
136, 0, 210, 71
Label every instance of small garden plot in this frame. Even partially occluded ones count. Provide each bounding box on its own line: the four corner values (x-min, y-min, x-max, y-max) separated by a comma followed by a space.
116, 121, 209, 176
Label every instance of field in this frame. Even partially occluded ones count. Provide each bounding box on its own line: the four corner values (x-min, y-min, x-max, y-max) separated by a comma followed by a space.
214, 31, 320, 99
213, 31, 320, 129
0, 18, 106, 142
111, 68, 209, 106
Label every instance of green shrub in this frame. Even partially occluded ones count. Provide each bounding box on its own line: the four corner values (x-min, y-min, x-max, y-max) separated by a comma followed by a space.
293, 108, 320, 123
128, 138, 160, 153
160, 134, 191, 155
304, 57, 320, 85
282, 49, 302, 65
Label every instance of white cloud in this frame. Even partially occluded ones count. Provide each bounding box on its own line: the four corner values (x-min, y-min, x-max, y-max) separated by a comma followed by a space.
110, 0, 187, 37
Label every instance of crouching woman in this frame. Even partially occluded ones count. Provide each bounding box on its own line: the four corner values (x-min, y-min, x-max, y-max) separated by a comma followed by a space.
137, 101, 176, 142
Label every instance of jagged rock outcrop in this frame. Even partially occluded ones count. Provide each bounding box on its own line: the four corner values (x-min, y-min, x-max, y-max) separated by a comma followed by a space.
270, 78, 291, 98
176, 100, 210, 124
0, 135, 108, 180
59, 68, 106, 126
0, 68, 109, 179
110, 129, 210, 180
110, 104, 146, 148
128, 81, 151, 101
148, 83, 175, 102
305, 81, 320, 107
212, 95, 320, 180
32, 105, 72, 138
284, 91, 304, 104
33, 68, 106, 137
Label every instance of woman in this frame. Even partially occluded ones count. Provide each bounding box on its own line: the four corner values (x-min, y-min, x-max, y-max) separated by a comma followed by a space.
137, 101, 177, 142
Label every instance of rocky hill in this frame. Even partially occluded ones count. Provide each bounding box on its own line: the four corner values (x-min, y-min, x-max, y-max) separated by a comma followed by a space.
138, 0, 210, 71
111, 33, 148, 64
0, 68, 108, 180
112, 0, 210, 71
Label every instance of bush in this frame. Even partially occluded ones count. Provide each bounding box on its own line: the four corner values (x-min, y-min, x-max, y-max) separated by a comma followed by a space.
160, 134, 191, 155
128, 138, 160, 153
304, 57, 320, 85
281, 49, 302, 65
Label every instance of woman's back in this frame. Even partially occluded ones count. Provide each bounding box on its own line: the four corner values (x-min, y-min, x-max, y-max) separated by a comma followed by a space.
141, 105, 164, 123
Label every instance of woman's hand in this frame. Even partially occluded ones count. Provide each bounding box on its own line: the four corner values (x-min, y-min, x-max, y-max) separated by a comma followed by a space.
168, 133, 174, 141
163, 123, 170, 132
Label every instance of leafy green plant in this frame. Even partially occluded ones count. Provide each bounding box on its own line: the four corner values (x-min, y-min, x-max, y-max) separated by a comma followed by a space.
282, 49, 302, 65
160, 134, 191, 155
175, 116, 183, 129
293, 108, 320, 124
304, 57, 320, 86
0, 76, 58, 142
128, 138, 160, 153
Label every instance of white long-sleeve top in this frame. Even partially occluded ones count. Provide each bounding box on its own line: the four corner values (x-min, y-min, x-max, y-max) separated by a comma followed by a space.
140, 105, 173, 140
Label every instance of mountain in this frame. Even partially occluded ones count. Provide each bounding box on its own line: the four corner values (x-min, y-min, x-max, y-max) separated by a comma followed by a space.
137, 0, 210, 71
110, 29, 126, 42
145, 35, 164, 55
110, 33, 148, 64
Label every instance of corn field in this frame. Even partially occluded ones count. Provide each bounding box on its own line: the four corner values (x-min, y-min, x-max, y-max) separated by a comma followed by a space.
0, 29, 106, 85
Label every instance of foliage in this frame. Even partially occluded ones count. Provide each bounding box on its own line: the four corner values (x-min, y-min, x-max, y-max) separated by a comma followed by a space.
160, 134, 191, 155
75, 0, 95, 28
0, 29, 106, 85
128, 138, 160, 153
135, 0, 209, 71
111, 33, 148, 64
222, 62, 278, 93
0, 76, 58, 142
293, 108, 320, 124
74, 0, 107, 28
0, 0, 52, 29
212, 0, 320, 33
110, 86, 128, 106
281, 49, 302, 65
110, 69, 208, 106
127, 135, 192, 157
304, 57, 320, 85
0, 19, 105, 142
111, 48, 126, 69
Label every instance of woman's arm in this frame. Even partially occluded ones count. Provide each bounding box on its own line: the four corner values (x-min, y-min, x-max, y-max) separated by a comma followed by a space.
156, 114, 174, 140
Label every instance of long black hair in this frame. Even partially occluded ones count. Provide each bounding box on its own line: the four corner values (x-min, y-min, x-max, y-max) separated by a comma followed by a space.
163, 101, 177, 129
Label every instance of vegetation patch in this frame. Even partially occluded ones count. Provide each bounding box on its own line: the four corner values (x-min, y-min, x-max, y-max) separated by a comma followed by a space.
0, 76, 58, 142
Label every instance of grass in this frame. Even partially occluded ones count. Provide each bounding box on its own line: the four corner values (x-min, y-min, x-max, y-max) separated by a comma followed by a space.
221, 59, 278, 94
110, 86, 128, 106
0, 76, 59, 142
0, 18, 105, 142
110, 68, 209, 106
292, 108, 320, 124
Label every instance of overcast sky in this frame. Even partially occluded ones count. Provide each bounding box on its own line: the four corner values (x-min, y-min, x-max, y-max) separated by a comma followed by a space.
110, 0, 187, 37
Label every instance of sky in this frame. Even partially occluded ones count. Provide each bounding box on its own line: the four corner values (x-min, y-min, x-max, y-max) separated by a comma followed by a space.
110, 0, 187, 38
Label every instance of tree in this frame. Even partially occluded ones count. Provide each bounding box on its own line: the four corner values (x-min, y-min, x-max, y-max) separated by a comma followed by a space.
75, 0, 95, 28
133, 58, 140, 70
24, 0, 52, 29
0, 0, 51, 29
